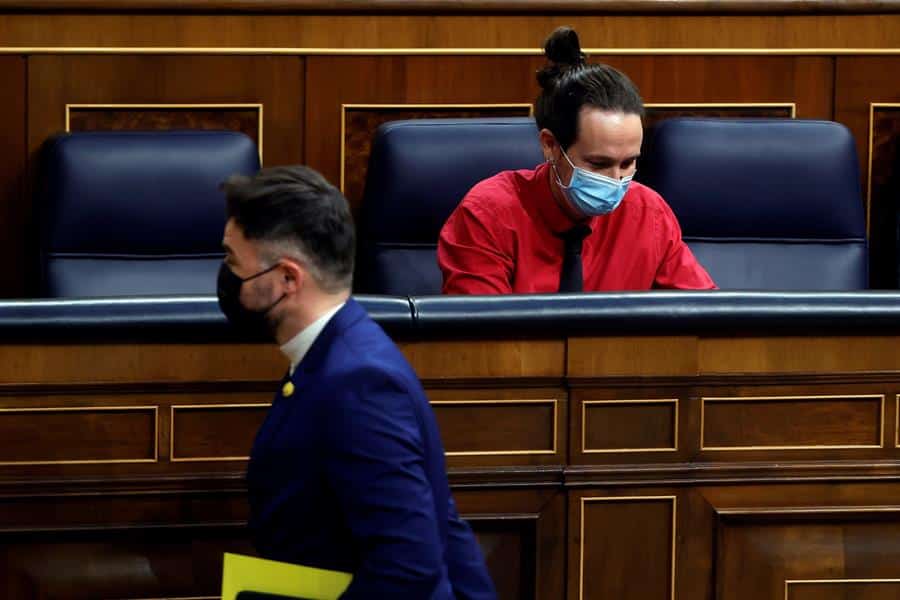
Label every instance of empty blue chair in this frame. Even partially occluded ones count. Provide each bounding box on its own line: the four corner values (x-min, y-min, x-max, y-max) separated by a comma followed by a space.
638, 118, 867, 290
38, 130, 260, 297
356, 118, 544, 295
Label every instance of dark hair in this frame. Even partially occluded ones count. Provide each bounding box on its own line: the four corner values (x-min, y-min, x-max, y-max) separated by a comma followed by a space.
224, 165, 355, 292
535, 27, 645, 150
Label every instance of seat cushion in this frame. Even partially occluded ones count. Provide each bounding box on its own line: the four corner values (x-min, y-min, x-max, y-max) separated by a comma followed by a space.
357, 118, 544, 295
39, 130, 260, 297
639, 118, 867, 290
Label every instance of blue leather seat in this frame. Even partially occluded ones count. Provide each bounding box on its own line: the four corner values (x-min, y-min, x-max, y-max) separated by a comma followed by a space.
38, 130, 260, 297
356, 118, 544, 295
638, 118, 867, 290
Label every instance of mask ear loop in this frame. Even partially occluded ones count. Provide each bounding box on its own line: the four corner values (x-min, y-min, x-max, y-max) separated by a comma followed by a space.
552, 148, 578, 190
241, 262, 281, 283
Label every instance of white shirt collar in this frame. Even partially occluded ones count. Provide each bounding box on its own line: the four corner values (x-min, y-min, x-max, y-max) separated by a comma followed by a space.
280, 302, 346, 375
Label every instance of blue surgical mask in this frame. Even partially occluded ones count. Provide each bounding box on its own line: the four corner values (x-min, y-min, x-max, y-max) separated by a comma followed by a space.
553, 149, 634, 217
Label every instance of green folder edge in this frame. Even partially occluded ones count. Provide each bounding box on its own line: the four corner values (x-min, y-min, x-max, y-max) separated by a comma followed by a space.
222, 552, 352, 600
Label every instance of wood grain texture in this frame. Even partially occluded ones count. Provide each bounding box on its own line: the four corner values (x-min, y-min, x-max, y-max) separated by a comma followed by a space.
68, 106, 262, 147
698, 336, 900, 374
582, 400, 678, 452
27, 54, 303, 169
644, 104, 793, 131
467, 518, 538, 600
568, 336, 699, 377
312, 54, 834, 209
605, 56, 834, 119
570, 385, 694, 465
1, 0, 898, 14
171, 403, 268, 461
702, 395, 883, 449
0, 56, 26, 299
835, 56, 900, 289
306, 55, 545, 200
0, 406, 156, 463
427, 387, 566, 468
0, 343, 284, 385
435, 403, 555, 452
1, 14, 898, 48
0, 524, 254, 599
2, 334, 900, 597
717, 505, 900, 600
572, 493, 676, 600
402, 339, 566, 379
454, 488, 566, 600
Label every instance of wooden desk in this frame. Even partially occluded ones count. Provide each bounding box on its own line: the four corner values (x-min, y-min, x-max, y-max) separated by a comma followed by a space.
1, 329, 899, 599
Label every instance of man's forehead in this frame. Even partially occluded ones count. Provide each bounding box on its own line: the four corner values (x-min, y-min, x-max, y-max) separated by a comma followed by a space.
574, 110, 642, 155
578, 109, 642, 136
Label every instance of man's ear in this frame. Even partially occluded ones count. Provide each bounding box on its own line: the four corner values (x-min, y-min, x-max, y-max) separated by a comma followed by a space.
279, 259, 306, 295
539, 129, 559, 163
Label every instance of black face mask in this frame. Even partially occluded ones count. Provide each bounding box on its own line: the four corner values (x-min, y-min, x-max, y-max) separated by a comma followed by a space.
216, 262, 285, 335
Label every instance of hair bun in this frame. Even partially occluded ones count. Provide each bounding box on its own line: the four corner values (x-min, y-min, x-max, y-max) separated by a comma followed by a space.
536, 26, 586, 90
544, 26, 585, 68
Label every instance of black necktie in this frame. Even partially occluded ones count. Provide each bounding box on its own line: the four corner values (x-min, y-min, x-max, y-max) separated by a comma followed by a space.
557, 224, 592, 293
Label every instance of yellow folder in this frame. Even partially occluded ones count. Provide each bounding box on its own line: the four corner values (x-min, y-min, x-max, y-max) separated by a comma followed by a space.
221, 552, 352, 600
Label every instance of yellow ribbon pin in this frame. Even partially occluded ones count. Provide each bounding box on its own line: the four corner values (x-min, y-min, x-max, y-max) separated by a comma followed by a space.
282, 381, 295, 397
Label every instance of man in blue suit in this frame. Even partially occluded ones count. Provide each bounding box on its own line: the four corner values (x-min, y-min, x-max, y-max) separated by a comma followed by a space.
216, 165, 496, 599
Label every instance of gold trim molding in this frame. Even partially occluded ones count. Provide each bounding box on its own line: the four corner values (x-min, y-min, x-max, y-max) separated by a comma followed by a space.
786, 579, 900, 600
579, 495, 677, 600
0, 405, 158, 466
647, 101, 797, 117
719, 505, 900, 517
895, 394, 900, 448
65, 102, 265, 164
430, 398, 559, 456
581, 399, 679, 453
170, 403, 269, 463
1, 47, 900, 56
339, 102, 534, 194
700, 394, 886, 451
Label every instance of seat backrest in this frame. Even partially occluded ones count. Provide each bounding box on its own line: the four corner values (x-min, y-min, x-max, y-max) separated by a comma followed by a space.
356, 118, 544, 295
638, 118, 867, 290
38, 130, 260, 297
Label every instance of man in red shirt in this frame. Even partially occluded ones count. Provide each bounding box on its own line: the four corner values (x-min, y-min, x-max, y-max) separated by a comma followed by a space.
438, 27, 715, 294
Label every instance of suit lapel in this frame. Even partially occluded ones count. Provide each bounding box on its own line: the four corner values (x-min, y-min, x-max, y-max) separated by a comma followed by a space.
253, 299, 368, 454
292, 298, 367, 380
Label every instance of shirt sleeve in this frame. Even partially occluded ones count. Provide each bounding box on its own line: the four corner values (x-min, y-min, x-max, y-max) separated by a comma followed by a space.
437, 198, 514, 295
653, 201, 717, 290
323, 370, 450, 599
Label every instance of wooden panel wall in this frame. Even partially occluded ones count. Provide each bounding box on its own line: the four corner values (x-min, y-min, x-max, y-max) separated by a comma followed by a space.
835, 56, 900, 287
1, 13, 898, 48
3, 332, 900, 599
1, 49, 896, 296
305, 55, 547, 204
0, 56, 26, 298
27, 55, 304, 168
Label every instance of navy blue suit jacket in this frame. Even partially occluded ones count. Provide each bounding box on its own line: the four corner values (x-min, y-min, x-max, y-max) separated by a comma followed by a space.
247, 298, 496, 599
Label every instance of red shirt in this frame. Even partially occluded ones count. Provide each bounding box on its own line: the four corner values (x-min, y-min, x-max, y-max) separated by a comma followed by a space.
438, 162, 716, 294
